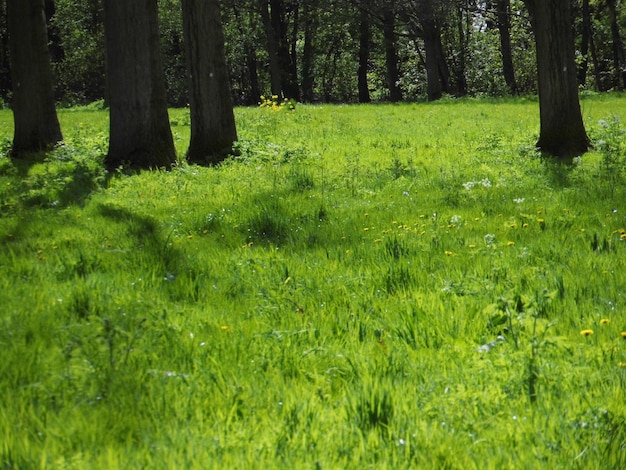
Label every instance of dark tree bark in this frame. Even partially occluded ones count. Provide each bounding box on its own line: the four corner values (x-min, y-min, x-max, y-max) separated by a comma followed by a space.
7, 0, 63, 156
411, 0, 449, 101
103, 0, 176, 170
260, 0, 282, 97
181, 0, 237, 164
382, 2, 402, 102
495, 0, 517, 94
523, 0, 589, 158
357, 0, 371, 103
260, 0, 299, 100
606, 0, 626, 90
301, 1, 316, 103
44, 0, 63, 64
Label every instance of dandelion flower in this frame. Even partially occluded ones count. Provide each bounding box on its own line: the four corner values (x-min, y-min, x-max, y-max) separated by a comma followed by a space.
600, 319, 610, 325
507, 241, 515, 247
537, 218, 545, 224
621, 332, 626, 340
220, 326, 231, 332
444, 250, 454, 256
618, 362, 626, 368
580, 329, 594, 336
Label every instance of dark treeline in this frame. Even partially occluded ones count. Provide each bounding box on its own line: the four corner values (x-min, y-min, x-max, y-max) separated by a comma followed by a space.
0, 0, 624, 107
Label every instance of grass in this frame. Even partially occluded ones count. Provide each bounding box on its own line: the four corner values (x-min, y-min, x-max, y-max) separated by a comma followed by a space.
1, 95, 626, 468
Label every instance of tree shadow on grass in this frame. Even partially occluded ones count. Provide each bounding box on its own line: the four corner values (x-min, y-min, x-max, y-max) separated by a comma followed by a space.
537, 153, 579, 189
2, 150, 107, 212
95, 203, 183, 276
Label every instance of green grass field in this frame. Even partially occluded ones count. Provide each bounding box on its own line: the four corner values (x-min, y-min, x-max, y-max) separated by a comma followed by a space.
1, 95, 626, 468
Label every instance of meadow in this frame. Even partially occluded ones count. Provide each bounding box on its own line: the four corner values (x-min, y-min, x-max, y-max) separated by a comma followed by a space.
1, 94, 626, 469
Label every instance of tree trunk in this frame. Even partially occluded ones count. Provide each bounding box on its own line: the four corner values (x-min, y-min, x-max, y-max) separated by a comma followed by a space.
103, 0, 176, 170
357, 0, 371, 103
524, 0, 589, 158
260, 0, 283, 97
181, 0, 237, 164
606, 0, 626, 90
417, 0, 446, 101
496, 0, 517, 94
382, 3, 402, 102
301, 1, 315, 103
261, 0, 299, 100
44, 0, 63, 64
7, 0, 62, 156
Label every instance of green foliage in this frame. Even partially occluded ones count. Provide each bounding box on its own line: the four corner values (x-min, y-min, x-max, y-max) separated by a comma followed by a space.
2, 96, 626, 467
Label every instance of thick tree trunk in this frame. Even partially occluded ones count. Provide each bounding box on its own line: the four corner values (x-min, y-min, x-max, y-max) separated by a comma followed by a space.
103, 0, 176, 170
181, 0, 237, 164
496, 0, 517, 94
357, 0, 371, 103
7, 0, 62, 156
524, 0, 588, 158
382, 4, 402, 102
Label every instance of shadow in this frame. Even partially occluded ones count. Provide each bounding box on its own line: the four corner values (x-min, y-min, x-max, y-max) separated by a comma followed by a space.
95, 202, 188, 280
537, 151, 580, 189
0, 145, 107, 210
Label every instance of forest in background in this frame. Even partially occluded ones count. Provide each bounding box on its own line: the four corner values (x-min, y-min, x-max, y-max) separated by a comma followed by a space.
0, 0, 625, 107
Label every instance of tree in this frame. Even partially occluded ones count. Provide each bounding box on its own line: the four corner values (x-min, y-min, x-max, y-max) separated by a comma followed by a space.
103, 0, 176, 170
357, 0, 372, 103
7, 0, 63, 156
260, 0, 299, 100
181, 0, 238, 163
301, 0, 317, 103
606, 0, 626, 90
382, 1, 402, 101
523, 0, 588, 158
409, 0, 452, 101
495, 0, 517, 94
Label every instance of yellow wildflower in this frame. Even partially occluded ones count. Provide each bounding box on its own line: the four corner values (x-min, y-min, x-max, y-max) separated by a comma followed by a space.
600, 319, 610, 325
580, 329, 594, 337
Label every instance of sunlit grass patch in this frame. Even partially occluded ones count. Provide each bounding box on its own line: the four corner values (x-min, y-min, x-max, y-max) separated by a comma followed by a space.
1, 95, 626, 468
